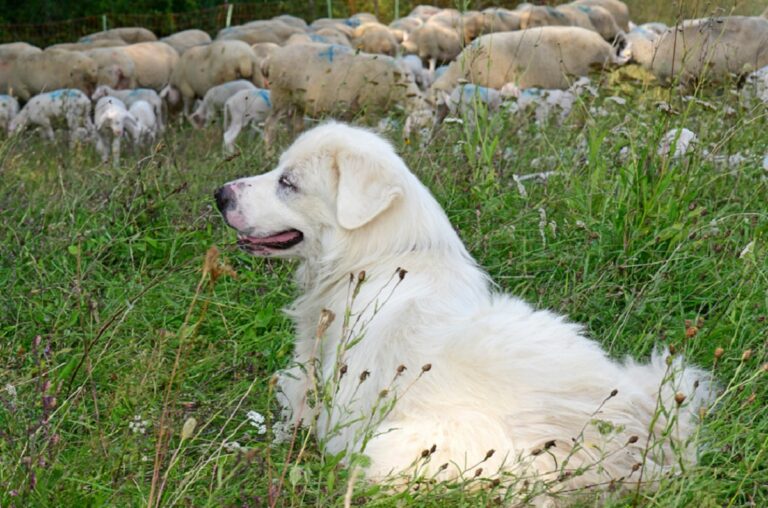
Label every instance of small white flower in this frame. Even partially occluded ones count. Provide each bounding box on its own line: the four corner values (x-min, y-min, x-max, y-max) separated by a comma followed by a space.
5, 383, 16, 399
224, 440, 245, 452
128, 415, 149, 434
246, 411, 267, 435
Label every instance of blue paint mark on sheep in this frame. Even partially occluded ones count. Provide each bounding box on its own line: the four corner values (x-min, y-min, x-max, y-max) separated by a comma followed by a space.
310, 34, 328, 43
434, 66, 449, 80
521, 88, 542, 98
317, 45, 349, 63
460, 85, 491, 103
344, 18, 361, 28
48, 89, 81, 100
251, 89, 271, 107
577, 5, 592, 13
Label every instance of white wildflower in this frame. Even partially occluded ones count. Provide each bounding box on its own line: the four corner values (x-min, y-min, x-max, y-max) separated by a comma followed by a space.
128, 415, 150, 434
224, 440, 244, 453
5, 383, 16, 400
246, 410, 267, 435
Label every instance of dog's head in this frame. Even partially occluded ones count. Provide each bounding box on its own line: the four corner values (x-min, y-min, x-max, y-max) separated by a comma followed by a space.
214, 122, 410, 259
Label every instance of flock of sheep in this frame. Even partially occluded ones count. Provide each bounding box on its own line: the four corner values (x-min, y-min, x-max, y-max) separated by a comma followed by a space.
1, 0, 768, 164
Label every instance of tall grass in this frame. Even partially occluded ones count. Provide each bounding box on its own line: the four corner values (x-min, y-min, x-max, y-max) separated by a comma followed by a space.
1, 62, 767, 506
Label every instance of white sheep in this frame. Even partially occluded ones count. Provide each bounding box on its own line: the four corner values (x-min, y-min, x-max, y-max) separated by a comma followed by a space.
222, 88, 272, 153
512, 77, 597, 123
443, 84, 503, 117
92, 85, 164, 132
128, 100, 158, 145
94, 96, 139, 166
8, 89, 95, 146
0, 94, 19, 134
189, 79, 257, 129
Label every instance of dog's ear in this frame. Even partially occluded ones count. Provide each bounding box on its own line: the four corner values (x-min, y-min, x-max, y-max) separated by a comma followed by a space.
335, 150, 404, 230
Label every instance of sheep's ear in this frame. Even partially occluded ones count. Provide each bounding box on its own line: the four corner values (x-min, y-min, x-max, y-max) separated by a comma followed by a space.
334, 149, 403, 230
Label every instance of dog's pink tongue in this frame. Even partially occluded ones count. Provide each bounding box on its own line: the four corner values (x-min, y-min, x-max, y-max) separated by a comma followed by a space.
247, 230, 300, 244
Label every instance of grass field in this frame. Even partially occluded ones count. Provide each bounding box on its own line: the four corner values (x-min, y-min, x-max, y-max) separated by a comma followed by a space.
2, 61, 768, 507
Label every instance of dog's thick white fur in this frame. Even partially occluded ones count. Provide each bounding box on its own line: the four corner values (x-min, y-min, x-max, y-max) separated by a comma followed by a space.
216, 122, 713, 499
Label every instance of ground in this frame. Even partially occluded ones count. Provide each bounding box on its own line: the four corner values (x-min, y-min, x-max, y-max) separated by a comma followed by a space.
1, 64, 767, 507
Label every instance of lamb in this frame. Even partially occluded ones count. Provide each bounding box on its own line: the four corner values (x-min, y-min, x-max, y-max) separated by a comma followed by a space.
120, 41, 179, 91
128, 100, 158, 145
398, 54, 433, 90
189, 79, 257, 129
430, 27, 625, 95
0, 94, 19, 134
81, 47, 137, 89
6, 49, 98, 100
262, 43, 431, 144
80, 27, 157, 44
94, 96, 139, 167
160, 29, 212, 55
628, 16, 768, 86
222, 88, 272, 153
162, 40, 259, 114
8, 89, 95, 146
352, 22, 399, 55
402, 20, 463, 73
92, 86, 164, 132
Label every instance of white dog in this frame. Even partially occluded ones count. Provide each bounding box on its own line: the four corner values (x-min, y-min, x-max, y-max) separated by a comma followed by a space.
215, 122, 714, 502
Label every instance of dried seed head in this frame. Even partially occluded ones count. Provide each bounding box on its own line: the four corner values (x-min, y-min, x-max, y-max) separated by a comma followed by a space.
339, 364, 348, 377
358, 270, 366, 282
421, 363, 432, 373
474, 467, 483, 477
421, 449, 430, 458
485, 449, 495, 460
396, 364, 407, 375
745, 392, 756, 405
714, 347, 724, 359
359, 370, 370, 382
741, 349, 752, 362
430, 444, 437, 454
490, 478, 500, 488
685, 326, 698, 339
544, 440, 556, 450
631, 463, 642, 472
762, 363, 768, 373
531, 448, 543, 456
610, 389, 619, 397
675, 392, 686, 405
439, 463, 449, 471
627, 435, 639, 445
379, 389, 389, 398
398, 268, 408, 280
668, 343, 677, 355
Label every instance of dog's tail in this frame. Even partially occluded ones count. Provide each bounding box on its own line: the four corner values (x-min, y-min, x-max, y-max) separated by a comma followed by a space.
622, 349, 716, 468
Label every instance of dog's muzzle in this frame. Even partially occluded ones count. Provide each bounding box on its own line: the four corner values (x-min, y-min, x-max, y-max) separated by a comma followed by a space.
214, 185, 236, 213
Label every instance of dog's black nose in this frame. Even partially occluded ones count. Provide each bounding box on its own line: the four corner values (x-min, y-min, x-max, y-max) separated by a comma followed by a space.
214, 185, 235, 213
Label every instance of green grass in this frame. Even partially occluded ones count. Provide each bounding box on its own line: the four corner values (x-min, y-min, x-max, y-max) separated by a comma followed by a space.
1, 65, 767, 507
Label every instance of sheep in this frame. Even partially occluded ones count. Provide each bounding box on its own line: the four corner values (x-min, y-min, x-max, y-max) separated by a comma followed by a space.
629, 16, 768, 86
0, 94, 19, 134
742, 65, 768, 104
389, 16, 423, 38
128, 100, 158, 145
48, 40, 127, 51
262, 43, 431, 145
162, 40, 259, 114
511, 77, 597, 123
217, 20, 304, 45
222, 88, 272, 153
430, 27, 626, 96
573, 0, 630, 31
402, 20, 463, 73
310, 18, 357, 38
80, 27, 157, 44
479, 8, 522, 34
8, 89, 95, 146
94, 96, 139, 166
6, 49, 98, 100
0, 42, 42, 95
118, 42, 179, 91
189, 79, 257, 129
517, 5, 573, 29
398, 54, 432, 90
272, 14, 308, 30
442, 84, 503, 117
352, 22, 399, 56
567, 3, 623, 40
92, 86, 164, 132
160, 29, 212, 55
311, 28, 352, 46
81, 47, 137, 89
409, 5, 442, 21
250, 42, 280, 85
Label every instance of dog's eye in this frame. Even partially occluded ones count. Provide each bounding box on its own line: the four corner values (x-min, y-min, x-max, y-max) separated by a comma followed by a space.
278, 174, 297, 192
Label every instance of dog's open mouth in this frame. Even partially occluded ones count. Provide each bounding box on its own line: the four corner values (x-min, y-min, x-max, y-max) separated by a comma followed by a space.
236, 229, 304, 252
